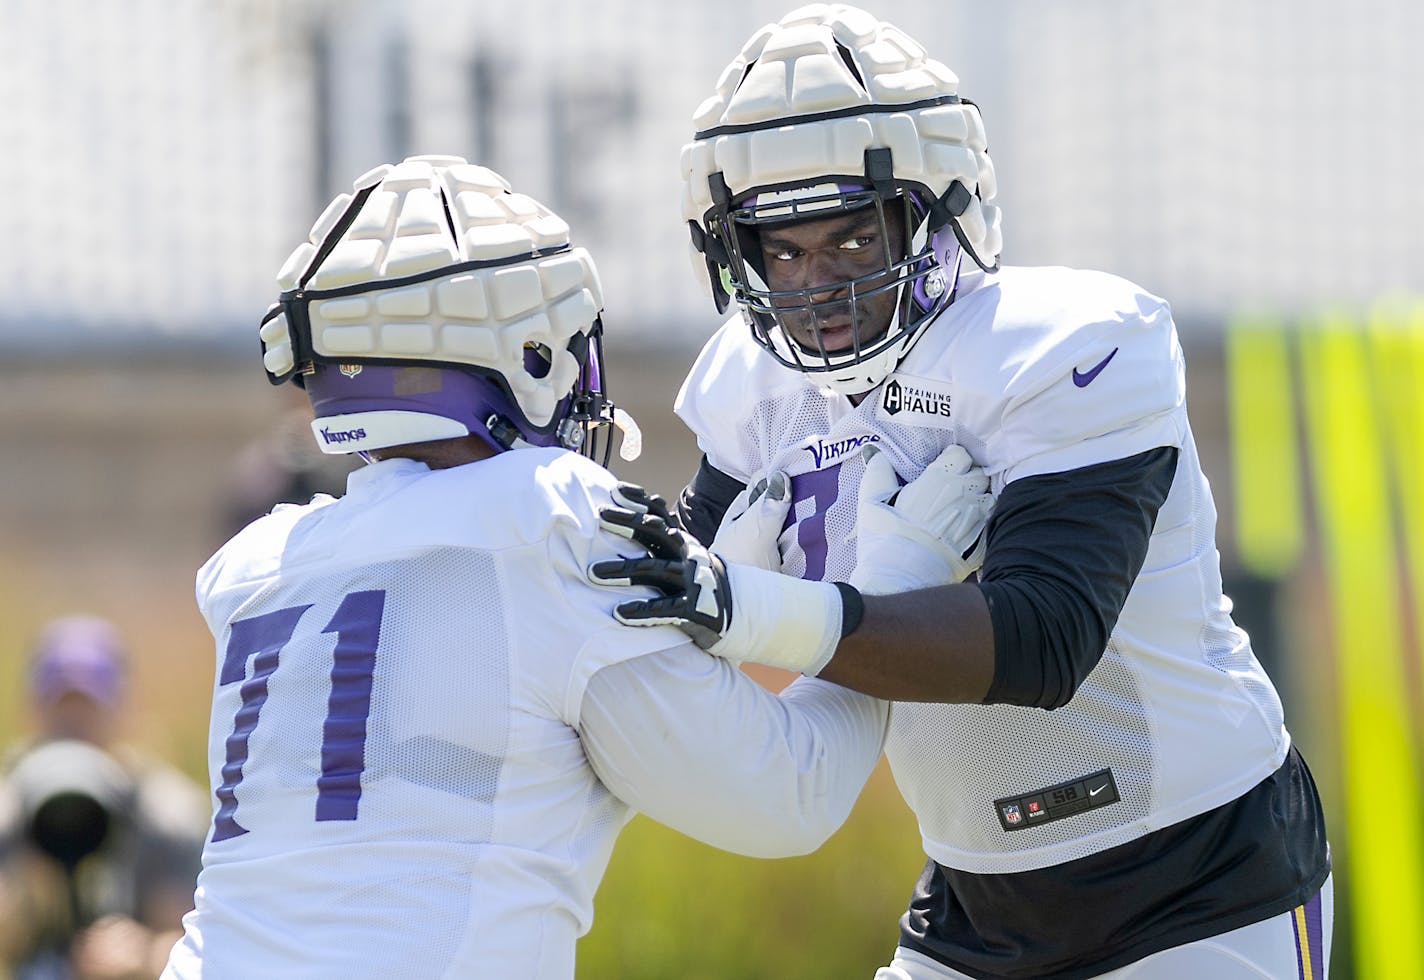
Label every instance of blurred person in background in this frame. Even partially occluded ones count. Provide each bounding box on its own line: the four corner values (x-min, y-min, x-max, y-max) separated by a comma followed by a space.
217, 383, 357, 541
0, 616, 207, 980
160, 154, 993, 978
591, 5, 1333, 978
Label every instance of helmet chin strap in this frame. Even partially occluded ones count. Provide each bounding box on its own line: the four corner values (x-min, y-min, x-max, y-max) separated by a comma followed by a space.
484, 407, 642, 463
486, 413, 532, 452
485, 410, 589, 454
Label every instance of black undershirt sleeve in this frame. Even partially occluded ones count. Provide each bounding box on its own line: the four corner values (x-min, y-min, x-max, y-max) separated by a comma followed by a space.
671, 454, 746, 546
673, 447, 1175, 710
977, 446, 1178, 709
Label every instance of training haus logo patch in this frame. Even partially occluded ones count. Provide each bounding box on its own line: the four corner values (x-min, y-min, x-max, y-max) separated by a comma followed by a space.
877, 373, 954, 430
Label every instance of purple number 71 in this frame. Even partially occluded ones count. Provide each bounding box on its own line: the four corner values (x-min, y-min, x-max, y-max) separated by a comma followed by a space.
210, 590, 385, 842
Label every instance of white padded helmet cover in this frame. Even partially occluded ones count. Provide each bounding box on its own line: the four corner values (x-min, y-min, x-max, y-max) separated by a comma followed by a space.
680, 3, 1002, 279
260, 155, 604, 429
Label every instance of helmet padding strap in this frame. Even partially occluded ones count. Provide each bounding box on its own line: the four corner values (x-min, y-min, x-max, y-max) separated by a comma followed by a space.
865, 147, 895, 201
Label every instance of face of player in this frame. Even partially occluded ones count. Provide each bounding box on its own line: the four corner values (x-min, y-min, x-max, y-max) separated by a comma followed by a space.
756, 203, 906, 355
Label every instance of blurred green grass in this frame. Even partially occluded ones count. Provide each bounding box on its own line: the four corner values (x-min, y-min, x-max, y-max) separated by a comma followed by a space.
578, 761, 923, 979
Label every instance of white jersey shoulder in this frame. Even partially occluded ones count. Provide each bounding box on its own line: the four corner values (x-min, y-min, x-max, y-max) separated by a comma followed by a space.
894, 265, 1187, 486
675, 313, 838, 483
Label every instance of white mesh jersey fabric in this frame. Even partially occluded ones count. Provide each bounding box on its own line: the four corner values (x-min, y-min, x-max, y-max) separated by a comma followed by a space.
166, 450, 685, 979
676, 265, 1288, 874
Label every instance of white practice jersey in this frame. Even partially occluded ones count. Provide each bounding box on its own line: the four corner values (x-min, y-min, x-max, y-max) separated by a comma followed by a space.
677, 265, 1289, 874
163, 451, 886, 979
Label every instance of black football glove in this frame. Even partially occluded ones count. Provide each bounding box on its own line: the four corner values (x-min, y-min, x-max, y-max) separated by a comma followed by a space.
589, 482, 845, 674
589, 483, 734, 652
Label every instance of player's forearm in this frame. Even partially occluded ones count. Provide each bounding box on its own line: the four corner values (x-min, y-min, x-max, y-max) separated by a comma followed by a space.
818, 583, 995, 703
580, 648, 887, 858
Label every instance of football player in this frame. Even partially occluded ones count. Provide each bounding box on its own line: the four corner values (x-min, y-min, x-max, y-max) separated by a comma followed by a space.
159, 155, 992, 979
590, 6, 1333, 977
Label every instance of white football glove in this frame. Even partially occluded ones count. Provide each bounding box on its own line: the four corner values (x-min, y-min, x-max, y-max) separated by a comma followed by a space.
710, 470, 792, 571
849, 443, 994, 595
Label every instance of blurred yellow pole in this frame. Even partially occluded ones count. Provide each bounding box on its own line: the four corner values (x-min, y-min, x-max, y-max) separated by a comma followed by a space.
1299, 316, 1424, 979
1226, 315, 1304, 577
1366, 303, 1424, 702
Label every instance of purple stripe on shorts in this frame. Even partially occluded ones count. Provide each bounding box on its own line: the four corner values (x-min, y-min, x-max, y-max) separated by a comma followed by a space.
1293, 888, 1325, 979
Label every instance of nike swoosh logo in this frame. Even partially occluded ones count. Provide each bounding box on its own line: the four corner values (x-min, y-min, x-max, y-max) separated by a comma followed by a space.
1088, 783, 1109, 797
1072, 348, 1119, 387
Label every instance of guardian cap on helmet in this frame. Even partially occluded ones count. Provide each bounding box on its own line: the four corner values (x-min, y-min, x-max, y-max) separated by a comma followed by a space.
260, 155, 634, 461
681, 4, 1002, 395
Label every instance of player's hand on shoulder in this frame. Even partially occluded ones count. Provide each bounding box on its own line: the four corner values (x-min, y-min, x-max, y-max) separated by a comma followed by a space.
711, 469, 791, 571
589, 481, 843, 675
850, 443, 994, 595
589, 482, 735, 651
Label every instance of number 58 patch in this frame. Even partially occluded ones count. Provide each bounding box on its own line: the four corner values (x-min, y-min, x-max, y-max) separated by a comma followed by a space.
994, 768, 1119, 832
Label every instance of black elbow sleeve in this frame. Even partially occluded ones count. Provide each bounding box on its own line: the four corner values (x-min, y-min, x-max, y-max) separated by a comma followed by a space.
982, 579, 1109, 709
671, 455, 747, 546
978, 447, 1179, 710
